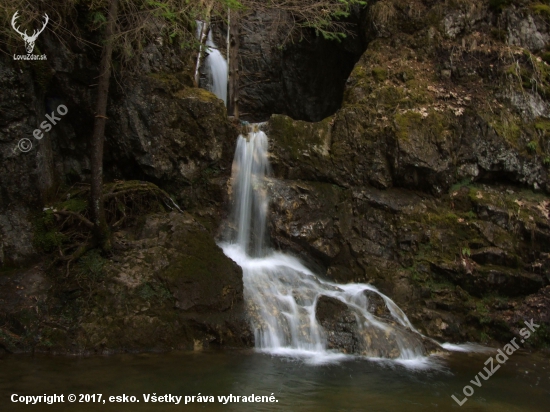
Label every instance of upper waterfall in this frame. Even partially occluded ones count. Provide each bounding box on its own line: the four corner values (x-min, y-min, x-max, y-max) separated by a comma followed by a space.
197, 21, 228, 106
220, 125, 438, 363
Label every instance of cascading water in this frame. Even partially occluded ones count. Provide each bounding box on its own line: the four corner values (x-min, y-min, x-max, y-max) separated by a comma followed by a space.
196, 21, 228, 106
220, 126, 437, 362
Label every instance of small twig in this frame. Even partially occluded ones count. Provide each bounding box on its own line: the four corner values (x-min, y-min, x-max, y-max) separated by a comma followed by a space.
54, 211, 94, 229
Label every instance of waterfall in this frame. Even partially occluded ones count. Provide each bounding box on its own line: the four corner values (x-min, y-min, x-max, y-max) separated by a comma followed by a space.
220, 126, 434, 362
196, 21, 228, 106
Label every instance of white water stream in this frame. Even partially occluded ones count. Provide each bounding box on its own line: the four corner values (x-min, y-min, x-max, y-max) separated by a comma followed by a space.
220, 128, 441, 363
196, 21, 228, 106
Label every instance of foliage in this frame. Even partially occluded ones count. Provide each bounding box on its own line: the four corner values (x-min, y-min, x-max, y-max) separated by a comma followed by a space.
75, 249, 106, 282
137, 282, 172, 303
33, 210, 67, 253
240, 0, 368, 42
34, 180, 176, 272
449, 178, 473, 193
530, 3, 550, 21
527, 140, 538, 152
1, 0, 366, 63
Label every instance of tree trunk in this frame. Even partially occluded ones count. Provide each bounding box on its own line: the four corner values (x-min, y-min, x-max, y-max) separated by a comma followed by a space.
228, 11, 240, 118
194, 4, 213, 86
90, 0, 119, 251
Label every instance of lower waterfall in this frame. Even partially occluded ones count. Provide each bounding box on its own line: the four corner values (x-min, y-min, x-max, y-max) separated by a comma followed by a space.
220, 126, 437, 363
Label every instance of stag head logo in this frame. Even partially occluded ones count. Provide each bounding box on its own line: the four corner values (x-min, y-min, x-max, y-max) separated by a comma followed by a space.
11, 11, 49, 54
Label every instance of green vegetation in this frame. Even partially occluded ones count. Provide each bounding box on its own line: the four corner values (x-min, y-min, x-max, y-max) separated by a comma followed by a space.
1, 0, 369, 59
76, 249, 106, 282
33, 211, 66, 253
450, 178, 474, 193
394, 110, 446, 143
489, 117, 521, 146
372, 67, 388, 82
137, 282, 172, 303
527, 140, 539, 152
530, 3, 550, 20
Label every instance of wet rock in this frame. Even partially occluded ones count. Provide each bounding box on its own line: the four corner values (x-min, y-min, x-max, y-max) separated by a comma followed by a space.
315, 295, 436, 358
315, 295, 360, 354
268, 179, 350, 264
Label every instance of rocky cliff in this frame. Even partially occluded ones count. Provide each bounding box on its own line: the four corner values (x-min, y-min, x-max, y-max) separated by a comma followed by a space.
1, 0, 550, 354
265, 0, 550, 348
0, 25, 249, 353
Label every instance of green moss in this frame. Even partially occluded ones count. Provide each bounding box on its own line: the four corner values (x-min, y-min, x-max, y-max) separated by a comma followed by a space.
33, 211, 66, 253
449, 178, 474, 193
137, 283, 172, 303
175, 87, 219, 102
75, 249, 106, 282
394, 111, 423, 142
159, 227, 237, 301
530, 323, 550, 348
148, 72, 186, 92
351, 64, 367, 80
394, 110, 446, 143
372, 67, 388, 82
490, 118, 521, 146
269, 114, 331, 162
526, 140, 538, 153
530, 3, 550, 20
59, 198, 88, 213
535, 119, 550, 131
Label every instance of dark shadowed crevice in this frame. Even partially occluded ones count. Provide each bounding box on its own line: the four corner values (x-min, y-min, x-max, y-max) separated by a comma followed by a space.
279, 34, 363, 122
230, 9, 368, 123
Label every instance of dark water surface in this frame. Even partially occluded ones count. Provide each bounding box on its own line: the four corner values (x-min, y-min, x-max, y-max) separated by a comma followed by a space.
1, 349, 549, 411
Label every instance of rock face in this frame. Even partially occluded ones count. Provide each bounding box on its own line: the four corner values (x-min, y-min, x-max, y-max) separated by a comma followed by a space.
0, 212, 251, 354
2, 0, 550, 355
315, 295, 362, 354
0, 31, 236, 266
226, 9, 366, 122
265, 0, 550, 349
0, 25, 246, 353
0, 54, 49, 265
315, 295, 437, 358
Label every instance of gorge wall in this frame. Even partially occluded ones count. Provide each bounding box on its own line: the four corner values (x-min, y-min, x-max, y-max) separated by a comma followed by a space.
265, 0, 550, 347
1, 0, 550, 353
